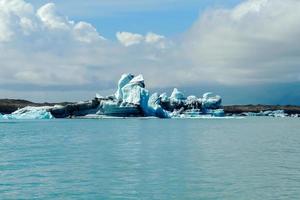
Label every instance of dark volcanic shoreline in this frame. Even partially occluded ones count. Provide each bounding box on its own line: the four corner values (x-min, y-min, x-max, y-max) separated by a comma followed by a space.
223, 105, 300, 115
1, 99, 300, 115
0, 99, 72, 114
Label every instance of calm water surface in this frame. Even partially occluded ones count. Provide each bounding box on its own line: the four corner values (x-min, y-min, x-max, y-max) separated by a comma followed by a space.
0, 118, 300, 199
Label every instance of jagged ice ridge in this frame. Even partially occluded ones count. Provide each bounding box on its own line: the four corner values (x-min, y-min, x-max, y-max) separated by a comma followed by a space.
0, 73, 225, 119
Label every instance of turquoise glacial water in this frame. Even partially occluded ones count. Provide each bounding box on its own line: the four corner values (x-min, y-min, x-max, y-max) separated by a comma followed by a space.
0, 118, 300, 199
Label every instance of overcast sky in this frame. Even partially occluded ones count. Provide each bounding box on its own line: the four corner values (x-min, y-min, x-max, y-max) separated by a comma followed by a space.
0, 0, 299, 104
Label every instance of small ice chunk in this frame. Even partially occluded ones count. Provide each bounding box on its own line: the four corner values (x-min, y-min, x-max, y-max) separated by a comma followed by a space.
186, 95, 199, 105
170, 88, 186, 102
186, 95, 202, 109
96, 93, 104, 99
1, 106, 54, 120
202, 92, 222, 109
268, 110, 287, 117
212, 109, 225, 117
159, 93, 169, 102
186, 95, 197, 102
129, 74, 145, 86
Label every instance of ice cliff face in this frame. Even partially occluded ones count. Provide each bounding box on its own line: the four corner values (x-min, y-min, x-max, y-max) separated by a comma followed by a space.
121, 74, 147, 106
115, 74, 134, 101
0, 73, 224, 119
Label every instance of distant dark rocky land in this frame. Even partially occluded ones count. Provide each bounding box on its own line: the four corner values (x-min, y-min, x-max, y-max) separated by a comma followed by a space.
223, 105, 300, 115
1, 99, 300, 115
0, 99, 71, 114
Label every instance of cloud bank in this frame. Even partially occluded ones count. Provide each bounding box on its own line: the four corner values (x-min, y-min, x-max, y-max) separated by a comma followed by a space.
0, 0, 300, 103
184, 0, 300, 85
0, 0, 170, 89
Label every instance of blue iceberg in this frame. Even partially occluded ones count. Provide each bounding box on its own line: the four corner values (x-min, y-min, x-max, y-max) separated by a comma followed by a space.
0, 106, 54, 120
111, 74, 170, 118
170, 88, 186, 102
2, 73, 225, 119
202, 92, 222, 109
144, 93, 171, 118
121, 74, 147, 106
115, 73, 134, 101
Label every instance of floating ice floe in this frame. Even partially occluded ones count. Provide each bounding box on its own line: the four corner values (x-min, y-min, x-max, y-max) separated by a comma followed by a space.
0, 106, 54, 120
242, 110, 287, 117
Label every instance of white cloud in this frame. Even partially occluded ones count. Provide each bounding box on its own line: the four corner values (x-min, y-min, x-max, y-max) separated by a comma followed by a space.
116, 31, 168, 49
19, 17, 36, 35
0, 0, 34, 41
37, 3, 70, 30
0, 0, 172, 91
1, 0, 300, 102
231, 0, 268, 20
0, 0, 106, 44
73, 21, 105, 43
145, 32, 164, 44
116, 31, 144, 47
183, 0, 300, 85
0, 0, 108, 86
